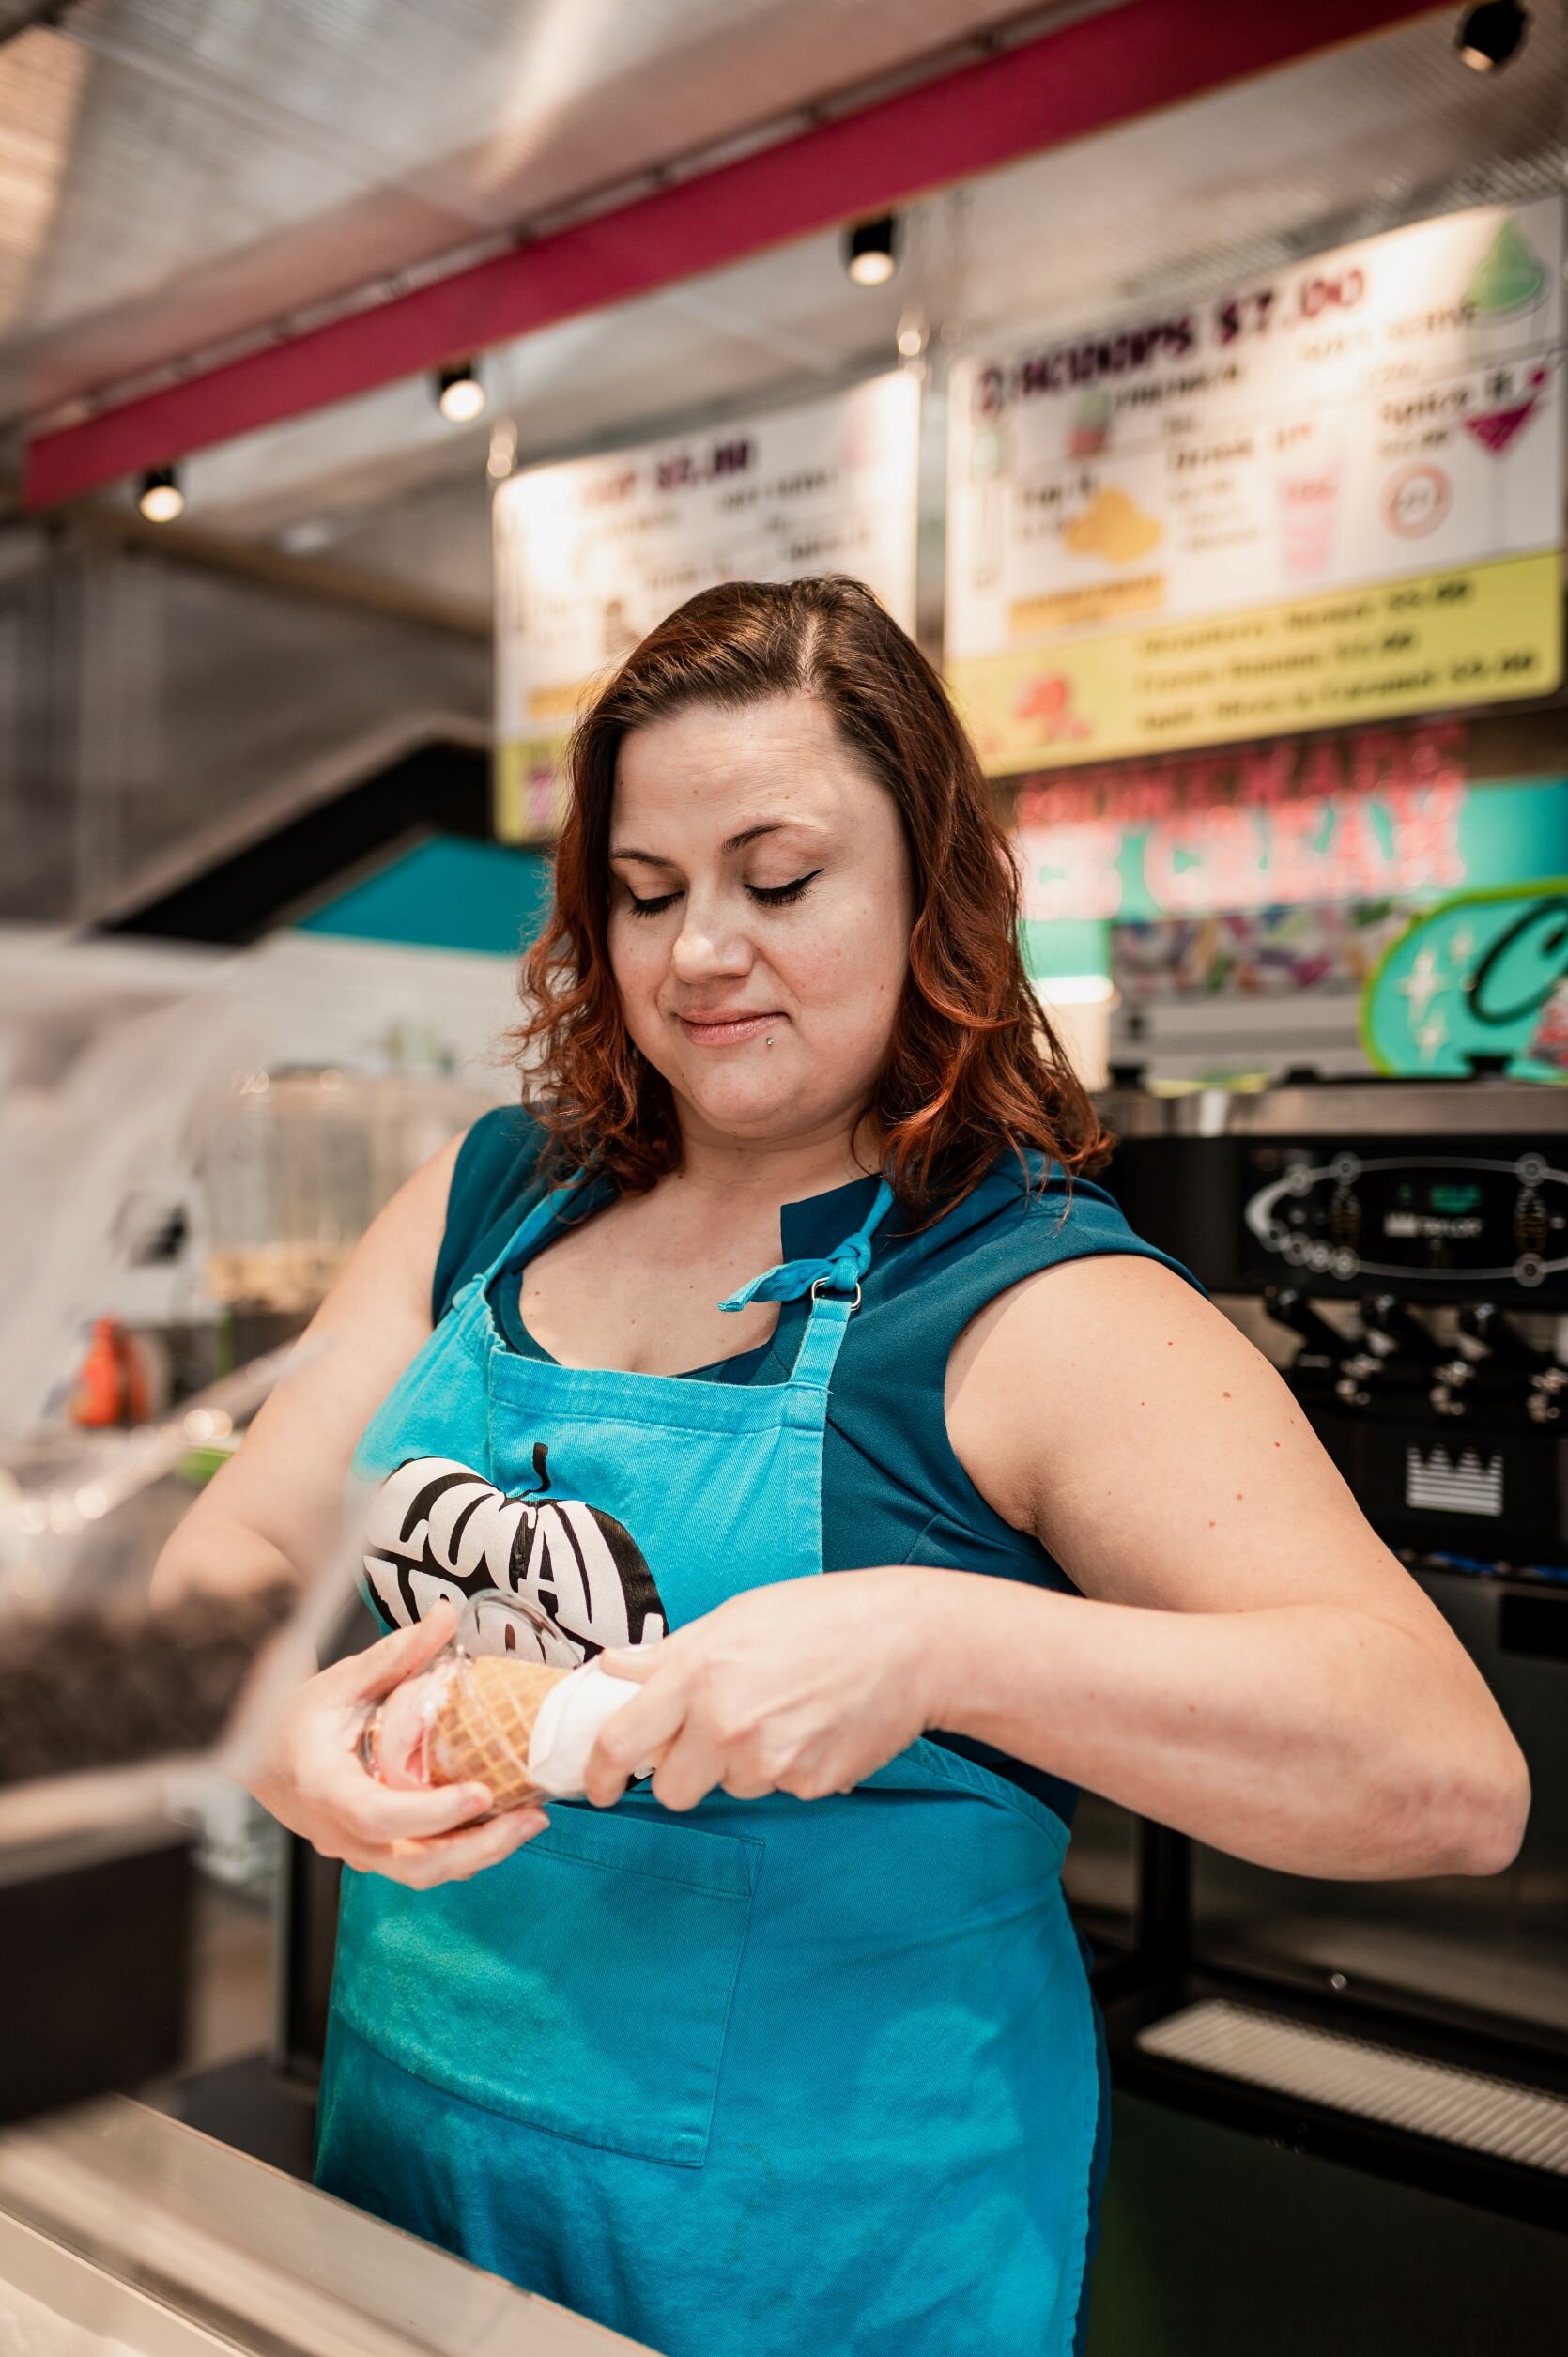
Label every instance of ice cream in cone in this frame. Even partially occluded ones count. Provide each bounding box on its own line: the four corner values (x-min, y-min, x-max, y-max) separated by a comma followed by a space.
427, 1654, 568, 1810
362, 1595, 650, 1809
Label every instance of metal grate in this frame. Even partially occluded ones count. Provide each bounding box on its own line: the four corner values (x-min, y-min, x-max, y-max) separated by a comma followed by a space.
1404, 1445, 1505, 1517
1135, 1998, 1568, 2177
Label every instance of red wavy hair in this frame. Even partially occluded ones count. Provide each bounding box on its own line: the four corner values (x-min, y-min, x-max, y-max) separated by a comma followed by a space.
514, 576, 1107, 1211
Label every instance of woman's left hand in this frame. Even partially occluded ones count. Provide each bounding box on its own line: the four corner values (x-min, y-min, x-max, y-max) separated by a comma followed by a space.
586, 1567, 951, 1811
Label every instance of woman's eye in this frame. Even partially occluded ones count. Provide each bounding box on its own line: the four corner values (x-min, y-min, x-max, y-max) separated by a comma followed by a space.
623, 868, 822, 917
746, 869, 823, 908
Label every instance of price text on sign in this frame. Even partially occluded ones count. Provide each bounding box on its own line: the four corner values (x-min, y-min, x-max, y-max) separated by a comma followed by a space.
947, 200, 1565, 775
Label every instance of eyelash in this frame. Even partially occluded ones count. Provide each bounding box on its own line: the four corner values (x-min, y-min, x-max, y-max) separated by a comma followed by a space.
625, 870, 823, 918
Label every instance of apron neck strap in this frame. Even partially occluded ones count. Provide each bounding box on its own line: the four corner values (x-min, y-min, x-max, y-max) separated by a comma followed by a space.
718, 1178, 897, 1316
486, 1171, 897, 1320
485, 1176, 610, 1286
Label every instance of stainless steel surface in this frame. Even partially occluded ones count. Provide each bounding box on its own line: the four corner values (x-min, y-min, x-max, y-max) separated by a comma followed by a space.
0, 2097, 657, 2355
0, 2207, 236, 2356
1101, 1079, 1568, 1139
1, 1351, 302, 1601
1136, 1999, 1568, 2177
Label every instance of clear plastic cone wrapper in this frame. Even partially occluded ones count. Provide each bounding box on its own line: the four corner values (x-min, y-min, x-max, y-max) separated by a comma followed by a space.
362, 1594, 649, 1809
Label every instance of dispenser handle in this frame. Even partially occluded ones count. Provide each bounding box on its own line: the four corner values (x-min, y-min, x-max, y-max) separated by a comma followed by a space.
1458, 1302, 1548, 1370
1263, 1286, 1345, 1361
1360, 1292, 1443, 1362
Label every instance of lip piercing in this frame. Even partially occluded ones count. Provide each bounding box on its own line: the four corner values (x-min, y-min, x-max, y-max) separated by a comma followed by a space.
765, 1034, 775, 1046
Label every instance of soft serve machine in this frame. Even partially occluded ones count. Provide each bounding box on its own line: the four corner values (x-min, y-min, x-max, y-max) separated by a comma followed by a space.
1068, 1071, 1568, 2351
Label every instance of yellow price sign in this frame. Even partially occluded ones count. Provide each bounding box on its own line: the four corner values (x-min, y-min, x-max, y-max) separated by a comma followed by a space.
948, 550, 1562, 778
495, 737, 569, 843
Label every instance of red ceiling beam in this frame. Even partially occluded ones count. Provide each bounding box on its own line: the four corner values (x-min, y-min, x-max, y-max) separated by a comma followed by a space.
23, 0, 1442, 509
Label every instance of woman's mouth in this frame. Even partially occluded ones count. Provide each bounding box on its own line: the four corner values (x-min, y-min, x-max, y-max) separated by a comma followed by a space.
676, 1010, 783, 1046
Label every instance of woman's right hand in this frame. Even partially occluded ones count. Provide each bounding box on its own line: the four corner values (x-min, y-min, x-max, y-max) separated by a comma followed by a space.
248, 1603, 548, 1887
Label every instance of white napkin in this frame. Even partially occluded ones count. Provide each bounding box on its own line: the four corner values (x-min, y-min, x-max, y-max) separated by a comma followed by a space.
527, 1661, 652, 1798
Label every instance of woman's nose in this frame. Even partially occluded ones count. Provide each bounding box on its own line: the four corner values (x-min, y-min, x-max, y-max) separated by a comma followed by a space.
670, 901, 750, 981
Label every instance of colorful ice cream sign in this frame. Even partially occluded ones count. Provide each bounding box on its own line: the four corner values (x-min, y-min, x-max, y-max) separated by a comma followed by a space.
1464, 362, 1551, 457
1460, 216, 1554, 454
1276, 443, 1341, 575
1362, 885, 1568, 1081
1064, 485, 1163, 563
1011, 732, 1568, 930
1466, 218, 1549, 322
1068, 390, 1113, 456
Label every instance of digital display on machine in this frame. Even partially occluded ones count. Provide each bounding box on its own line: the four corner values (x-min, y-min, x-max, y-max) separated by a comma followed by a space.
1419, 1181, 1484, 1217
1382, 1176, 1486, 1241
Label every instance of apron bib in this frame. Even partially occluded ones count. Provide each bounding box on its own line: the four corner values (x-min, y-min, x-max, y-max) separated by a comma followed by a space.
316, 1180, 1099, 2357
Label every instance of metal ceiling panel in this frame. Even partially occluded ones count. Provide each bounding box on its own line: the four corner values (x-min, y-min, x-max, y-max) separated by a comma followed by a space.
953, 0, 1568, 337
0, 0, 1053, 423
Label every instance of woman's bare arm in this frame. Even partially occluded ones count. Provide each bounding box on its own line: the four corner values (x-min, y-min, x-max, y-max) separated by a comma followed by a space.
939, 1254, 1530, 1879
150, 1134, 464, 1603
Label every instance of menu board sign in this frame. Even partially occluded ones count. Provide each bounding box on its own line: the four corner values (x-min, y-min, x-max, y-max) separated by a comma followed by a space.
494, 372, 920, 839
947, 198, 1565, 776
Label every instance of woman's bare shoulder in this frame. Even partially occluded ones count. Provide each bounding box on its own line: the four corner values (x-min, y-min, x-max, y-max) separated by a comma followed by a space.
945, 1252, 1266, 1547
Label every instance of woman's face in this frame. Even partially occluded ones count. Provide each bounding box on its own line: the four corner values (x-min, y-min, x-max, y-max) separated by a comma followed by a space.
607, 695, 914, 1150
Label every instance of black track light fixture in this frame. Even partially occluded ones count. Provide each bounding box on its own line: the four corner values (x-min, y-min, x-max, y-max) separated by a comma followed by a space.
436, 359, 485, 424
844, 213, 900, 288
1456, 2, 1530, 70
137, 464, 184, 522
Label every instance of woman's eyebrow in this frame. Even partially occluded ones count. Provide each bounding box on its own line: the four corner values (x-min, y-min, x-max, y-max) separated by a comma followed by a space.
610, 820, 821, 864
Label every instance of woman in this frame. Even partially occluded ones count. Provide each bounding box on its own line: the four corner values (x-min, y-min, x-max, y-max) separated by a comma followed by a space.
157, 577, 1528, 2357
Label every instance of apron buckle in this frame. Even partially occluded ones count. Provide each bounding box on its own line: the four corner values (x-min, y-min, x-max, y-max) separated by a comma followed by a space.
809, 1274, 862, 1312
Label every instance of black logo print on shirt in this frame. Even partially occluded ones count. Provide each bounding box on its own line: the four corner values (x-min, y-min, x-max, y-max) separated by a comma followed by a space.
363, 1443, 667, 1664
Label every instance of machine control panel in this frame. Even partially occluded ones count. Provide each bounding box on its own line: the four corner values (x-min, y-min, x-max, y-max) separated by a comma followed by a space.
1242, 1144, 1567, 1294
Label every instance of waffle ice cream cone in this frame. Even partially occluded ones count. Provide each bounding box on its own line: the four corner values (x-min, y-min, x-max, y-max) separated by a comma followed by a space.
427, 1654, 568, 1810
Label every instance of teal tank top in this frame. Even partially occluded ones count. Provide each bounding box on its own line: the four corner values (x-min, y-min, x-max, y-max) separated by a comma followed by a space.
434, 1106, 1196, 1829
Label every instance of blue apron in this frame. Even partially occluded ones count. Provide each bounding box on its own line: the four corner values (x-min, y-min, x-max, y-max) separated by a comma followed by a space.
317, 1178, 1100, 2357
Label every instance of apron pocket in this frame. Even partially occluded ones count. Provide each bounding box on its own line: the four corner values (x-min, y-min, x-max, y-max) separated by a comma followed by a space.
331, 1801, 760, 2169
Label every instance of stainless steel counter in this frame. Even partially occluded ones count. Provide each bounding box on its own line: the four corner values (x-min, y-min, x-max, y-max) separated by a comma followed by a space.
0, 2097, 656, 2356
